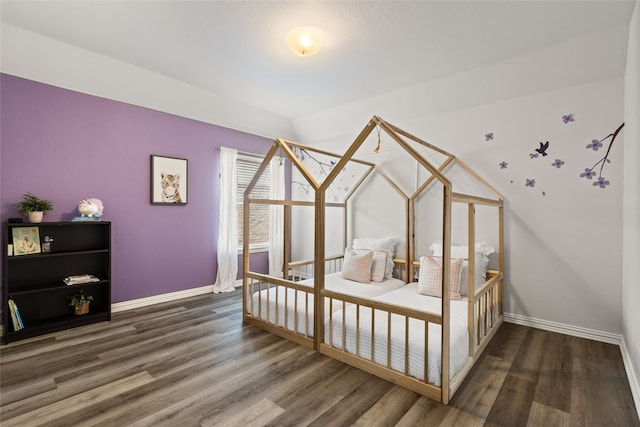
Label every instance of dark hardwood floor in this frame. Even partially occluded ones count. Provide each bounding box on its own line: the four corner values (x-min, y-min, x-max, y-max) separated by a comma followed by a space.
1, 289, 638, 426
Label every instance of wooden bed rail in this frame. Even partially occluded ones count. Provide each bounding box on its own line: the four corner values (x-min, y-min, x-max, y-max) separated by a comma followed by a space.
243, 272, 315, 349
472, 270, 502, 352
286, 254, 344, 281
321, 289, 444, 402
287, 254, 344, 268
318, 266, 503, 402
243, 256, 432, 354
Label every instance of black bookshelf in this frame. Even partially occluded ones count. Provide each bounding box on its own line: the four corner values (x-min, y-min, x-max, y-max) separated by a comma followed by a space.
2, 221, 111, 344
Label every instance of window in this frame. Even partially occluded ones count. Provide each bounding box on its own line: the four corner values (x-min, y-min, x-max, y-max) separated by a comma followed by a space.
236, 154, 270, 252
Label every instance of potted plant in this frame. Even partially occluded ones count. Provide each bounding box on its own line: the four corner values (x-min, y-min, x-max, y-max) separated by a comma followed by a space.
68, 290, 94, 315
12, 192, 54, 223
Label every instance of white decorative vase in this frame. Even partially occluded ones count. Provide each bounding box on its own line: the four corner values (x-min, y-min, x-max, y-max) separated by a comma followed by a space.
28, 211, 44, 223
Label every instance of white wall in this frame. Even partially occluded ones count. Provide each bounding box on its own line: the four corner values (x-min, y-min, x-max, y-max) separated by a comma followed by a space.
303, 78, 624, 336
0, 23, 294, 140
623, 0, 640, 413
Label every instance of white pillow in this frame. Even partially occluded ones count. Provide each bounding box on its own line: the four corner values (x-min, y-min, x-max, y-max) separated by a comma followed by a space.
341, 249, 373, 283
353, 237, 396, 278
429, 242, 493, 297
429, 241, 495, 258
354, 249, 388, 282
417, 256, 463, 300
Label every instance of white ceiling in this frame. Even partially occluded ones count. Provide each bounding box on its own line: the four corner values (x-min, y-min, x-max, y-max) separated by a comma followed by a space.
1, 1, 635, 121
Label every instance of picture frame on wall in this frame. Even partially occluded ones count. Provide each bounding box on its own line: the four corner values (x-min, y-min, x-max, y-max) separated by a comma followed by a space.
150, 155, 188, 205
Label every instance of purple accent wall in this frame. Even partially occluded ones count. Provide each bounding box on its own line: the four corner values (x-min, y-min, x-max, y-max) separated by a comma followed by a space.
1, 74, 287, 303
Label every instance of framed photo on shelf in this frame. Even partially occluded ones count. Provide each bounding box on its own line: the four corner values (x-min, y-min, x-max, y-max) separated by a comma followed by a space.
12, 226, 41, 256
150, 155, 188, 205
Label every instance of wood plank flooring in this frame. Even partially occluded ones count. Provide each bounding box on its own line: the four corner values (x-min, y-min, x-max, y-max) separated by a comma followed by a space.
1, 289, 638, 426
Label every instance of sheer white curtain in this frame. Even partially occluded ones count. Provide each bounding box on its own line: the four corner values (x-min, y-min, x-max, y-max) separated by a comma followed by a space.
269, 156, 285, 277
213, 147, 238, 293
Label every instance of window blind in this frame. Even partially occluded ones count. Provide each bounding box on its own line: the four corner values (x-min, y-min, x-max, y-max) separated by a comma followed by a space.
236, 155, 270, 249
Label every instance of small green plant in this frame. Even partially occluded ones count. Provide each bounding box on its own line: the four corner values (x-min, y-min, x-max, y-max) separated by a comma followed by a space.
68, 290, 94, 308
12, 192, 54, 215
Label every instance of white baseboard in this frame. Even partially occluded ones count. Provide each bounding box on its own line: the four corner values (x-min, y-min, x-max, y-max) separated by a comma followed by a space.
503, 312, 622, 345
621, 336, 640, 420
111, 285, 215, 312
111, 280, 243, 313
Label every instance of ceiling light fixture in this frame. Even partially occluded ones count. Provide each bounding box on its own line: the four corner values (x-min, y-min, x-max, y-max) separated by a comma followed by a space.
286, 26, 323, 57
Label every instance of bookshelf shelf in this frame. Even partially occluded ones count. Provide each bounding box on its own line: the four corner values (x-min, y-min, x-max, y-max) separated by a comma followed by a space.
8, 279, 111, 297
3, 221, 111, 344
6, 248, 110, 261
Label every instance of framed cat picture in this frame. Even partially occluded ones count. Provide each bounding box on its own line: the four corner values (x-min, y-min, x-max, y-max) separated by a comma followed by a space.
150, 155, 188, 205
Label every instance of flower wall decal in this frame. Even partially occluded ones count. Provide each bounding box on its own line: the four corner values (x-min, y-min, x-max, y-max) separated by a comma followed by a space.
580, 168, 596, 180
580, 122, 624, 191
586, 139, 603, 151
485, 132, 494, 141
503, 118, 623, 196
593, 176, 610, 189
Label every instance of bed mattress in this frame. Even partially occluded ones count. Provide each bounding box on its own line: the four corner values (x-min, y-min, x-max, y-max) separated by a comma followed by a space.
248, 272, 406, 337
323, 283, 469, 386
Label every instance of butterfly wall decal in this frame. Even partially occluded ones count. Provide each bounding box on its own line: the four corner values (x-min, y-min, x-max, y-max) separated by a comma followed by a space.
535, 141, 550, 156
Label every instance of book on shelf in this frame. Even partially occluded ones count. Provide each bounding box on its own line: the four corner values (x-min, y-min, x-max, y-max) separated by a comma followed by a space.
12, 226, 41, 256
8, 299, 24, 331
14, 301, 24, 330
8, 300, 20, 331
63, 274, 100, 286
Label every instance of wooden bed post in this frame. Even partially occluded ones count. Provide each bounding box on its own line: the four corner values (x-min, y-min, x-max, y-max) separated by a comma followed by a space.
467, 203, 476, 357
407, 197, 414, 282
343, 202, 348, 255
283, 204, 291, 279
242, 191, 251, 322
441, 184, 452, 404
498, 204, 504, 315
314, 190, 326, 351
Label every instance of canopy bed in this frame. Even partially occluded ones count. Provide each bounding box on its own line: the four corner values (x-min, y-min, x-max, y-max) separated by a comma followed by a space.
242, 116, 504, 404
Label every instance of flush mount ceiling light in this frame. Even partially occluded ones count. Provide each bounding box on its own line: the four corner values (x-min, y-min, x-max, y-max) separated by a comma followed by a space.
286, 26, 323, 57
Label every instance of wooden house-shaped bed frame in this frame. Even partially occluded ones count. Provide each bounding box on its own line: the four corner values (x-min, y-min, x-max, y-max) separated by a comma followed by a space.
243, 116, 504, 404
